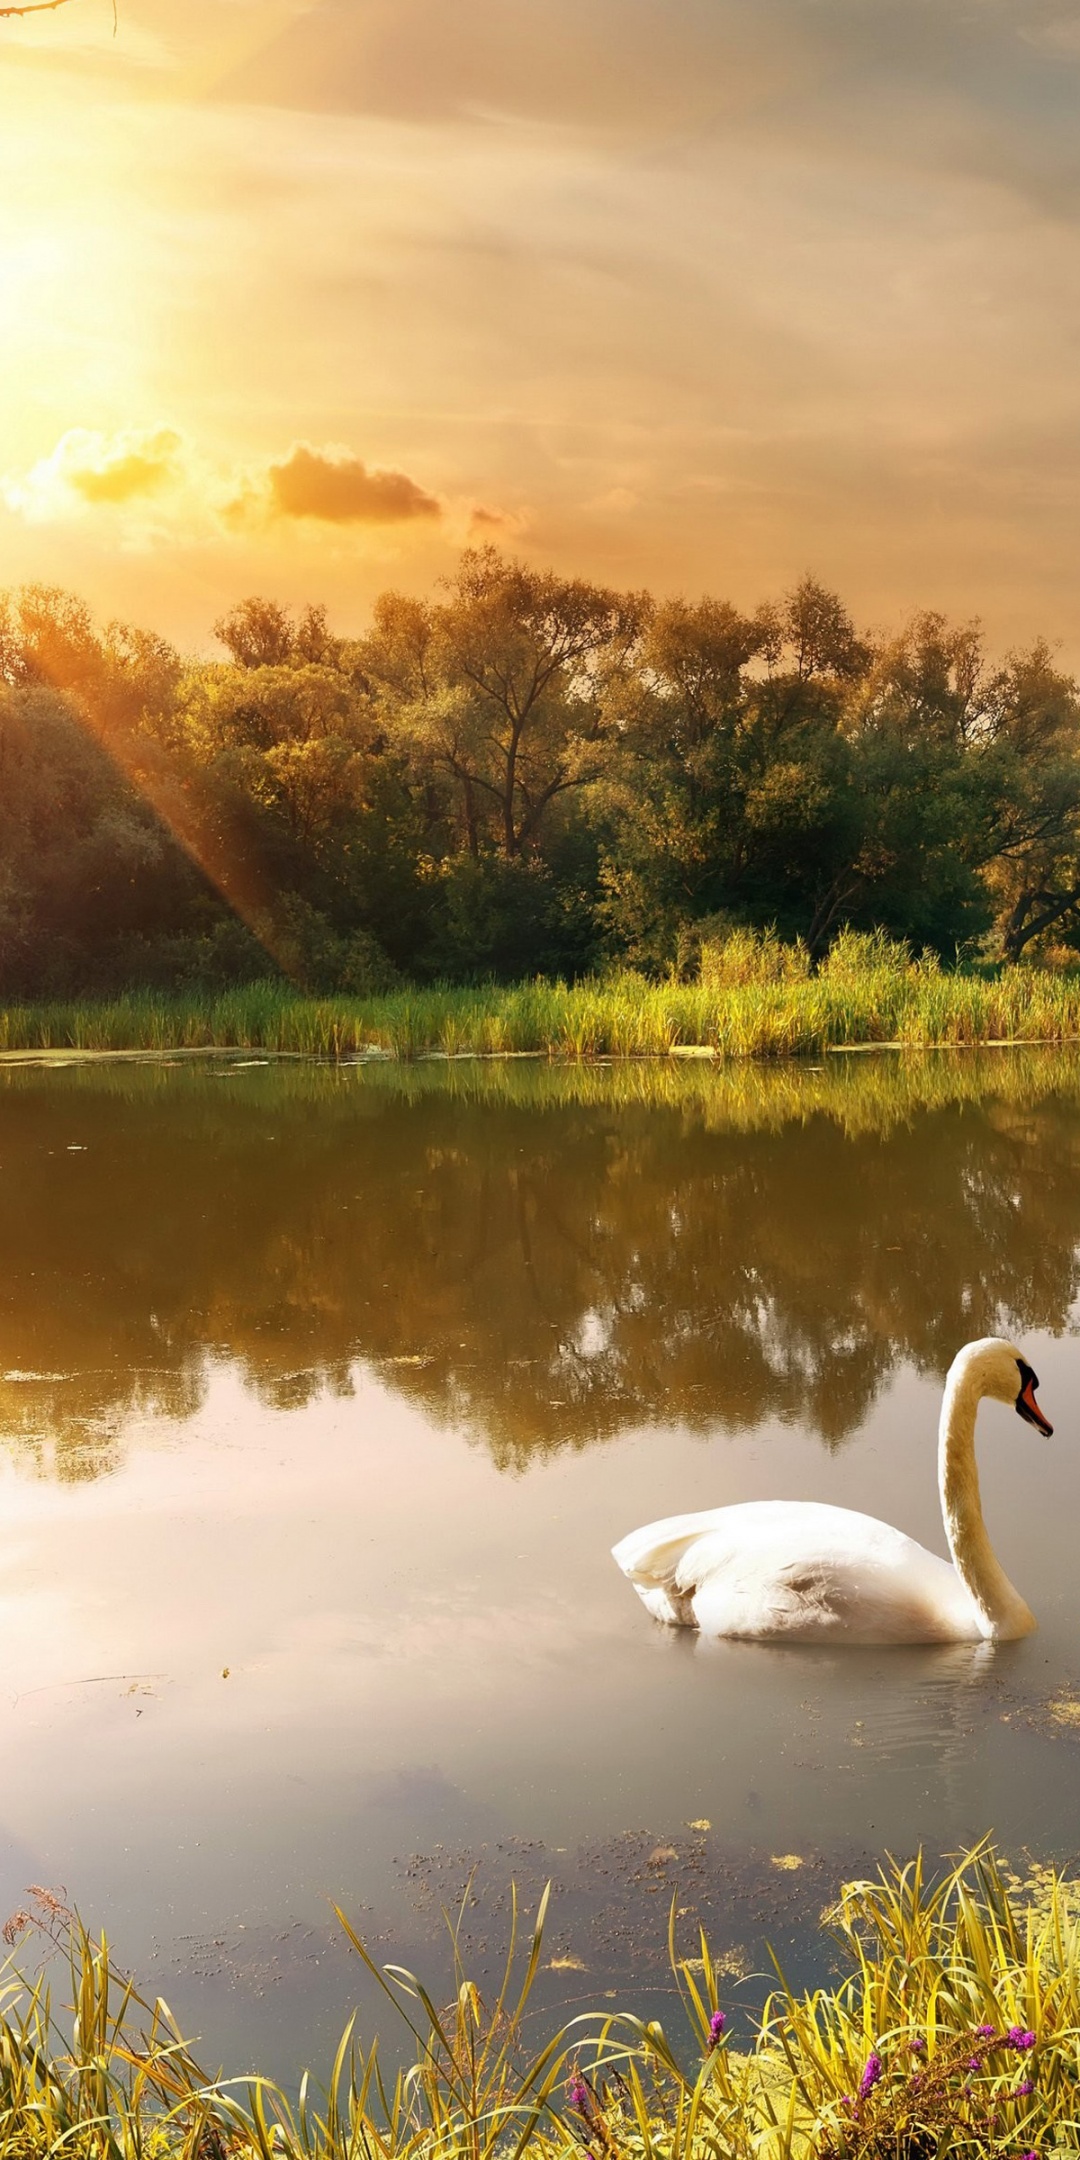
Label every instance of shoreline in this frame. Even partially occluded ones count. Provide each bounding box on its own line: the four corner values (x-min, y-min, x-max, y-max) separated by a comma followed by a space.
1, 1033, 1080, 1066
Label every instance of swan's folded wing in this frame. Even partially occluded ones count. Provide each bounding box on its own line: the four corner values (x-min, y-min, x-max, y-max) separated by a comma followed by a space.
683, 1515, 974, 1642
613, 1502, 979, 1642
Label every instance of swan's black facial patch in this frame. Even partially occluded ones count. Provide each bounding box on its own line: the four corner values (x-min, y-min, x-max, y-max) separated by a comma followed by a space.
1016, 1357, 1054, 1436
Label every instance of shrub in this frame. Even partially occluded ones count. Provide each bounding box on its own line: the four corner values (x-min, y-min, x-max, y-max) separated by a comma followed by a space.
1, 1849, 1078, 2158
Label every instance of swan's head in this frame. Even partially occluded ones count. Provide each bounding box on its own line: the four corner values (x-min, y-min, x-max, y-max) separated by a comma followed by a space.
955, 1337, 1054, 1435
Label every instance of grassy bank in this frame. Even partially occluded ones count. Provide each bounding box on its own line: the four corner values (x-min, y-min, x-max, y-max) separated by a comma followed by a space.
7, 960, 1080, 1061
2, 1850, 1078, 2158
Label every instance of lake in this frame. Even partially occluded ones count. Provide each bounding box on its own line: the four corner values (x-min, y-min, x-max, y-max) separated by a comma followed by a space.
1, 1048, 1079, 2079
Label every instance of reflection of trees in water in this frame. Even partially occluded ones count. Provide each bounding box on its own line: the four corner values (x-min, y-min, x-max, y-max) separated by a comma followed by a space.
0, 1054, 1078, 1478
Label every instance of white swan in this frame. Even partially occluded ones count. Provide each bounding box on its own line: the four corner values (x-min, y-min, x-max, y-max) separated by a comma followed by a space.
612, 1338, 1054, 1645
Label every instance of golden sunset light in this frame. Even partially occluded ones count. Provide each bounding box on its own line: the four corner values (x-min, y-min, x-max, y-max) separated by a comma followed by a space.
4, 0, 1080, 649
12, 1, 1080, 2131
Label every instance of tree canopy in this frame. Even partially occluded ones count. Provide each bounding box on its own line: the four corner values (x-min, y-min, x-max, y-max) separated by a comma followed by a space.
3, 554, 1080, 996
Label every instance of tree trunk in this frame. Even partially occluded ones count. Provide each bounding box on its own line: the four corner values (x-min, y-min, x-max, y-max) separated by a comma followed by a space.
1003, 884, 1080, 962
806, 876, 859, 962
501, 719, 524, 857
462, 775, 479, 859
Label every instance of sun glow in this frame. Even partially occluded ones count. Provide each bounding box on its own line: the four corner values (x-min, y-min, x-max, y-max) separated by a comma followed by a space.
0, 89, 158, 446
3, 0, 1080, 650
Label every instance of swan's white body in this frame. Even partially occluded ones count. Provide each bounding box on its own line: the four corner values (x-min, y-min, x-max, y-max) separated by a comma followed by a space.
612, 1340, 1050, 1645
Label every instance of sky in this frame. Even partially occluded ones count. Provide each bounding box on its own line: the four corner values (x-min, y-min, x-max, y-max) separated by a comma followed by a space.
3, 0, 1080, 654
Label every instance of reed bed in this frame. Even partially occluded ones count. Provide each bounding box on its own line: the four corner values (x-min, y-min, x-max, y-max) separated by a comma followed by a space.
5, 959, 1080, 1063
2, 1848, 1079, 2159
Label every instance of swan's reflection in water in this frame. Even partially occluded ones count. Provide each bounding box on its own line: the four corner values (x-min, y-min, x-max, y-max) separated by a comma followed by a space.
0, 1053, 1078, 2076
675, 1628, 1018, 1802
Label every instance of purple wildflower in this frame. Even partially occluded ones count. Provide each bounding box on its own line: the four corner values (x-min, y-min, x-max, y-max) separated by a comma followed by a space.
1014, 2080, 1035, 2099
967, 2056, 984, 2071
859, 2053, 883, 2099
1006, 2028, 1036, 2052
976, 2024, 997, 2039
567, 2078, 589, 2112
708, 2010, 726, 2047
1017, 2150, 1038, 2160
909, 2035, 927, 2054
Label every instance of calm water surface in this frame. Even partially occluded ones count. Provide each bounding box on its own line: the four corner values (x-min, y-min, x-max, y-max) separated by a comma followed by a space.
1, 1051, 1080, 2074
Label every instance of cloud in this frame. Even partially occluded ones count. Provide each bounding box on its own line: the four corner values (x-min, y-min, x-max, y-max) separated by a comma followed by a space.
209, 0, 1056, 136
266, 443, 441, 523
467, 502, 531, 538
69, 432, 184, 505
5, 427, 186, 520
213, 0, 800, 130
212, 0, 1080, 220
4, 429, 450, 548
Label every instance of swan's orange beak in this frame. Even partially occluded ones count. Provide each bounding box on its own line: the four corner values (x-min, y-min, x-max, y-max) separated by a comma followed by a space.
1016, 1366, 1054, 1436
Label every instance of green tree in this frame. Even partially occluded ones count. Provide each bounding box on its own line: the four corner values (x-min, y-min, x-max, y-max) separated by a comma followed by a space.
214, 596, 341, 671
363, 547, 648, 861
595, 583, 1080, 968
171, 649, 429, 980
851, 618, 1080, 960
2, 567, 1080, 993
594, 581, 881, 965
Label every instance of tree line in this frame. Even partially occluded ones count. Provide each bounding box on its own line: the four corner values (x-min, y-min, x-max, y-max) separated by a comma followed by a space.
3, 548, 1080, 997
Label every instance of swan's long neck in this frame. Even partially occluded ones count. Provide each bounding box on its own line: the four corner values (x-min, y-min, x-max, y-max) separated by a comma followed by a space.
938, 1365, 1034, 1640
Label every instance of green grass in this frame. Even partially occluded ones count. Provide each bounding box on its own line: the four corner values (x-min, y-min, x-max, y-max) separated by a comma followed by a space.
4, 962, 1080, 1061
2, 1848, 1079, 2158
6, 931, 1080, 1060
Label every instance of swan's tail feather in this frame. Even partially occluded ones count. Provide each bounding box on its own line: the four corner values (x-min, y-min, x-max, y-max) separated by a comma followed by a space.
611, 1510, 719, 1626
636, 1583, 686, 1624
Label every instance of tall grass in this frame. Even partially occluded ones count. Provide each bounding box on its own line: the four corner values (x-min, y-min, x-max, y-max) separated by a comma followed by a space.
7, 934, 1080, 1060
3, 1849, 1080, 2158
